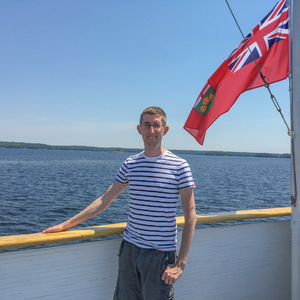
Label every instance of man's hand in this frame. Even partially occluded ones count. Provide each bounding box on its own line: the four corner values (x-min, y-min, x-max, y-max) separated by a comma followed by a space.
42, 223, 66, 233
161, 263, 184, 285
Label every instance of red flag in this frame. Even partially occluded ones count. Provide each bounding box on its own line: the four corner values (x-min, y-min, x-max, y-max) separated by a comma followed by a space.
184, 0, 289, 145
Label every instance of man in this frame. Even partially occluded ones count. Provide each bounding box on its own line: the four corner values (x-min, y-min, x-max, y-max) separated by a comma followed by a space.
43, 106, 196, 300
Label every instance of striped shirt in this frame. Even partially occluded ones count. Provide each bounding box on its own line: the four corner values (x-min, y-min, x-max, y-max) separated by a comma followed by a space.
115, 150, 194, 250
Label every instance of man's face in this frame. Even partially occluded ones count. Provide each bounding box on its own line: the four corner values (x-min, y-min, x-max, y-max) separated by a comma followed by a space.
137, 114, 169, 149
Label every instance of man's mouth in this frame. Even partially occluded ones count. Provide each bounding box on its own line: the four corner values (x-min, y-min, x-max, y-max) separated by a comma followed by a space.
147, 135, 156, 140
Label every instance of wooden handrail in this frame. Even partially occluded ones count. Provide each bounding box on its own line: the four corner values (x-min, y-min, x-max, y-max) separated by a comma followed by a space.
0, 207, 291, 250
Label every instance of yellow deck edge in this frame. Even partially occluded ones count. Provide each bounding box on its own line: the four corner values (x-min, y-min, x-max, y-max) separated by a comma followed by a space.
0, 207, 291, 250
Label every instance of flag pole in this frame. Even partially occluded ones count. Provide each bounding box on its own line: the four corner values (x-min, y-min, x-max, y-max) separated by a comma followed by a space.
290, 0, 300, 298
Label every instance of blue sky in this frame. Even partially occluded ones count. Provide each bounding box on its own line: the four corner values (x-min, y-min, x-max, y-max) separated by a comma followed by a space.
0, 0, 290, 154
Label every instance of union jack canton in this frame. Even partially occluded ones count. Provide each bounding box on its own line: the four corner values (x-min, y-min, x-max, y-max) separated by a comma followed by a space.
228, 0, 289, 73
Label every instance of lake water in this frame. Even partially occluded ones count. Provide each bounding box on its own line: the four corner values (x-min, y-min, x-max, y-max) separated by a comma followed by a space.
0, 148, 291, 237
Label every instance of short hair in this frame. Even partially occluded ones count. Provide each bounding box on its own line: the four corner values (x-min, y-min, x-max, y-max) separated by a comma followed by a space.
139, 106, 167, 126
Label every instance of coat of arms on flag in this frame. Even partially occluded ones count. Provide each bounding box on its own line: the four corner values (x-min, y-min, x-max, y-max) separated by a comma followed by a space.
193, 83, 215, 115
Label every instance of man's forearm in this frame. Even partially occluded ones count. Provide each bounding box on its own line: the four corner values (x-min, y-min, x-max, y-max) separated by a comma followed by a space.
176, 214, 197, 269
161, 213, 196, 285
43, 182, 127, 233
43, 196, 107, 233
59, 197, 105, 229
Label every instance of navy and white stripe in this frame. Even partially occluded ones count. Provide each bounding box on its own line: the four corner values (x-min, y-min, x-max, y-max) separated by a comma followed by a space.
115, 150, 194, 250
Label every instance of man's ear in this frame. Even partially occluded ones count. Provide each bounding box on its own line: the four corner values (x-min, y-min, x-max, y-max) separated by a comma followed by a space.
137, 124, 142, 134
163, 125, 169, 135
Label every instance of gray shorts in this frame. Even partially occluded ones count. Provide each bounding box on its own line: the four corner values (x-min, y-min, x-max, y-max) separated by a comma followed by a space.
113, 240, 176, 300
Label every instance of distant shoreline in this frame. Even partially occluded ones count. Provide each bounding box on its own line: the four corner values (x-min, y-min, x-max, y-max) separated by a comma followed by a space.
0, 141, 290, 159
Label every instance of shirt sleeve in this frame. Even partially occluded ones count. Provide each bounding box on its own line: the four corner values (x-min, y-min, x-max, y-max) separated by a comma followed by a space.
178, 161, 195, 190
115, 160, 129, 185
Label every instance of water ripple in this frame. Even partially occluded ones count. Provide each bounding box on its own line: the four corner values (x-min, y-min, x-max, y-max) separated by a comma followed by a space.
0, 148, 290, 236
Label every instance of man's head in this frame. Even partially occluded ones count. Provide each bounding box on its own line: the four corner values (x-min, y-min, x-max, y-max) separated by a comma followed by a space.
139, 106, 167, 126
137, 106, 169, 156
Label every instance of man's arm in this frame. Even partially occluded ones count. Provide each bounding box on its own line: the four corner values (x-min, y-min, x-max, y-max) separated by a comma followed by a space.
161, 187, 196, 285
43, 181, 127, 233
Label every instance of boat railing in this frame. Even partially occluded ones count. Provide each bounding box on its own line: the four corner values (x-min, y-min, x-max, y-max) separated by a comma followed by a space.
0, 207, 291, 250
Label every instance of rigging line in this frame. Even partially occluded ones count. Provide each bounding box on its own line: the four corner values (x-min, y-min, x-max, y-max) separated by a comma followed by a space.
224, 0, 293, 138
290, 72, 298, 206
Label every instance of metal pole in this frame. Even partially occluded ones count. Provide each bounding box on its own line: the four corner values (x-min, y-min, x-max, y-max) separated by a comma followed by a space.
290, 0, 300, 298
